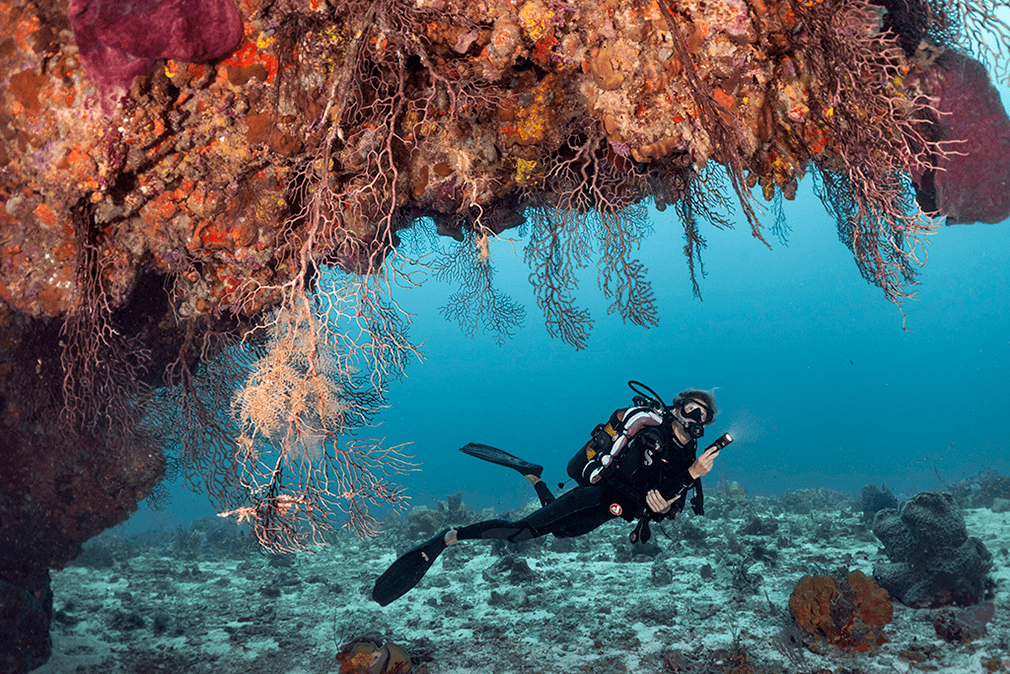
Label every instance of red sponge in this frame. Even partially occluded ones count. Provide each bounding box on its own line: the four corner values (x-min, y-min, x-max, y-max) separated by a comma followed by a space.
919, 51, 1010, 225
69, 0, 243, 114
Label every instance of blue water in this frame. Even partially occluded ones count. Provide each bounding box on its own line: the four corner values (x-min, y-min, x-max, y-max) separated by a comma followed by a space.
387, 187, 1010, 511
135, 176, 1010, 532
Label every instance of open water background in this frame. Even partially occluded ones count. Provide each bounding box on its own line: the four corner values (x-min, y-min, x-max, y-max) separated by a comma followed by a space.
129, 172, 1010, 533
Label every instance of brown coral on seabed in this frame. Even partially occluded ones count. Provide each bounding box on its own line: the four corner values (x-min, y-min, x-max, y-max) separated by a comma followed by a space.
337, 635, 412, 674
788, 570, 894, 652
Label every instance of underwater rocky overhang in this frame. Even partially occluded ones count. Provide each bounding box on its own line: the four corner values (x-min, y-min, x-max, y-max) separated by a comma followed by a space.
2, 0, 1009, 320
2, 0, 1010, 670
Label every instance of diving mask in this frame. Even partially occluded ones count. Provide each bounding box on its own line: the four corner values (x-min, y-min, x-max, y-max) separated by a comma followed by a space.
673, 398, 713, 439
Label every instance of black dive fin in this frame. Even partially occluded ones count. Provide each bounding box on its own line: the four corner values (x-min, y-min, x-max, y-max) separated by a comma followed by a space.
460, 443, 543, 478
372, 529, 449, 607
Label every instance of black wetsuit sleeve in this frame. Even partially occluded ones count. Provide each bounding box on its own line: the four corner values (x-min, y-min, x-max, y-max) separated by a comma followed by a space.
657, 470, 696, 502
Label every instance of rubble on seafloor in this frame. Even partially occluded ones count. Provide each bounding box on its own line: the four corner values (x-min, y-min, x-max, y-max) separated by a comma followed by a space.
35, 486, 1010, 674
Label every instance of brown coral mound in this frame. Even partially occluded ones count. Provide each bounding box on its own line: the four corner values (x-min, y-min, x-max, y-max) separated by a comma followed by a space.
338, 635, 412, 674
788, 570, 894, 652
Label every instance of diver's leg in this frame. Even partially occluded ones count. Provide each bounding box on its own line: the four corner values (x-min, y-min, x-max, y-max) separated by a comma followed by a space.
453, 519, 537, 544
519, 484, 613, 537
460, 443, 544, 478
461, 443, 553, 504
527, 475, 556, 506
452, 485, 611, 544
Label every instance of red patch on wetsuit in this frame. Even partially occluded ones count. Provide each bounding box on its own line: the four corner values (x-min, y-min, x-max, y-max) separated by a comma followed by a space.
609, 503, 623, 516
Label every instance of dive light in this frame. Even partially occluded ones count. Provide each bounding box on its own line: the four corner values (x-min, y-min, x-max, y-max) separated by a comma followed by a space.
706, 432, 733, 453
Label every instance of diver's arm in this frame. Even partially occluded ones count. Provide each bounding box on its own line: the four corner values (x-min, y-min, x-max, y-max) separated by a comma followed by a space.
645, 489, 680, 514
657, 445, 720, 501
656, 470, 696, 502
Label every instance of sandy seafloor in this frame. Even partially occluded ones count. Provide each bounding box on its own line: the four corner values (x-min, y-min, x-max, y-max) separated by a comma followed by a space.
37, 488, 1010, 674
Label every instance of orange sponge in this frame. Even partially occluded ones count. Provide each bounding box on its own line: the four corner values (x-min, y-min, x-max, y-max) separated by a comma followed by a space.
789, 571, 892, 652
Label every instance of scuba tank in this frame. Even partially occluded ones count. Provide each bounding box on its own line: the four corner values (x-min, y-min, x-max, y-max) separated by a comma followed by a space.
567, 381, 670, 486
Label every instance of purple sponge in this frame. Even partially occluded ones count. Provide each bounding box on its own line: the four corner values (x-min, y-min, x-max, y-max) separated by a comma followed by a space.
69, 0, 243, 114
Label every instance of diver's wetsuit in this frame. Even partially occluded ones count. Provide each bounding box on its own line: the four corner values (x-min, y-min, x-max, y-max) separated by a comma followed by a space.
455, 423, 701, 544
371, 402, 717, 606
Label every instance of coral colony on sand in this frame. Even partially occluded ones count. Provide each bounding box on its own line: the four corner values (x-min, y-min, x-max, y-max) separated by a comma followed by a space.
788, 570, 894, 652
1, 0, 1009, 669
872, 491, 993, 607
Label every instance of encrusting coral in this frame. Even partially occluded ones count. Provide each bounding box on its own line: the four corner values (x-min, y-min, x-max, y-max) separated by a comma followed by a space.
3, 0, 1009, 324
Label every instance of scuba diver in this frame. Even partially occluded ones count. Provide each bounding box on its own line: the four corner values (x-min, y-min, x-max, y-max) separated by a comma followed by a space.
372, 381, 732, 606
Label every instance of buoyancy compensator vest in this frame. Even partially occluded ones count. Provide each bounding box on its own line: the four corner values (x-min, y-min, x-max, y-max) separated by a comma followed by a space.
566, 403, 667, 487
